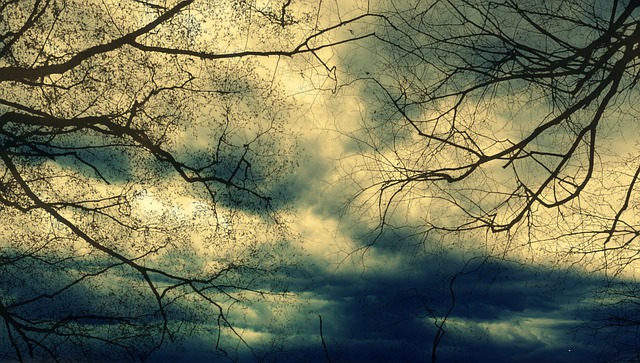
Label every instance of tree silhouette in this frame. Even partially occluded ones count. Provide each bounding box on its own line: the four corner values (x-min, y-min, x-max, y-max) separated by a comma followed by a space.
0, 0, 378, 361
337, 0, 640, 360
345, 0, 640, 272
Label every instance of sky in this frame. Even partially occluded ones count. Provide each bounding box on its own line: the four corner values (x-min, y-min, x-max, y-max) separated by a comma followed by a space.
141, 6, 637, 358
2, 0, 640, 362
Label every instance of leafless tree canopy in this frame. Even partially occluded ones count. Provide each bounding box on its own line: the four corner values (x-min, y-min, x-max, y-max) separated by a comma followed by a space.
337, 1, 640, 360
3, 0, 640, 361
0, 0, 377, 361
346, 0, 640, 271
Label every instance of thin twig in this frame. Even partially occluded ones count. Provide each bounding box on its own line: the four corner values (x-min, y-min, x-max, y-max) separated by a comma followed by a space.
319, 314, 332, 363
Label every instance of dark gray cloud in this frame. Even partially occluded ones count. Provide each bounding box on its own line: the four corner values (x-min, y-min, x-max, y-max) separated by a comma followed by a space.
5, 153, 624, 363
260, 250, 616, 363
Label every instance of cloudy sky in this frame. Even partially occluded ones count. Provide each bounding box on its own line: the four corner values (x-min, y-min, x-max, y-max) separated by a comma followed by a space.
143, 2, 638, 360
2, 0, 639, 362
